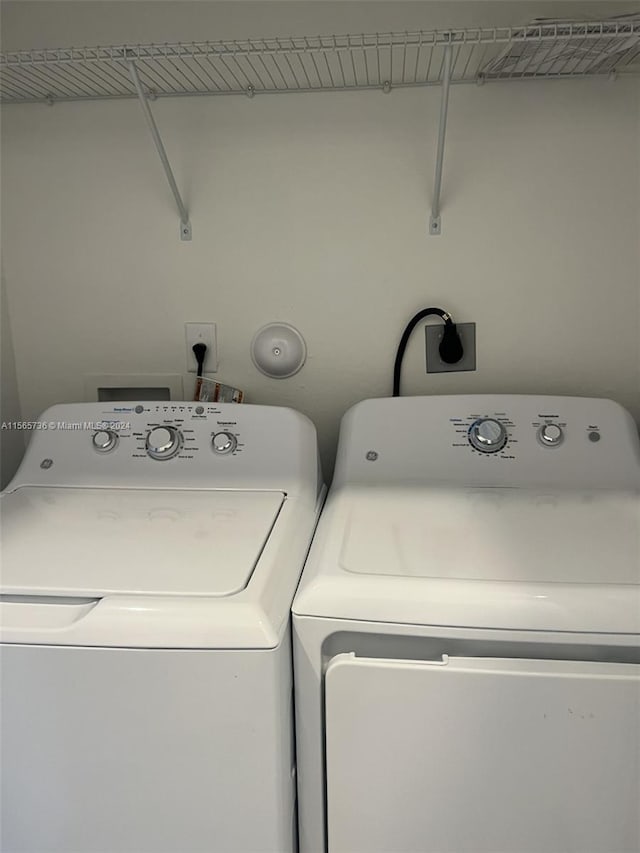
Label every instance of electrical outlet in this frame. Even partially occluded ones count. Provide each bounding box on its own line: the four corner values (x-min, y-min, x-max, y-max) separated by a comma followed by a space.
425, 322, 476, 373
185, 323, 218, 373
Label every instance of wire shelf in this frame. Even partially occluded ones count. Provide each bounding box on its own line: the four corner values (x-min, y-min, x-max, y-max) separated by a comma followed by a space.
1, 19, 639, 104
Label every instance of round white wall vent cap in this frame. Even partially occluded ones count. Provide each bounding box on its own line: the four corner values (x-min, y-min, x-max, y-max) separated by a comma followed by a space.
250, 323, 307, 378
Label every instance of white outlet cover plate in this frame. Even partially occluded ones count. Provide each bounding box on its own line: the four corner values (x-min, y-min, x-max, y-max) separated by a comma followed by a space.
185, 323, 217, 373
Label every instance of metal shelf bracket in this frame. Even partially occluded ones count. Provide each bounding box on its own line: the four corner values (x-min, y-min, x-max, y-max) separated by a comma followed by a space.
127, 59, 192, 241
429, 44, 453, 236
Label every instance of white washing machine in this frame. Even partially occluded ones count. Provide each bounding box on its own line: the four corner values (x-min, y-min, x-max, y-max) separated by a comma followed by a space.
293, 394, 640, 853
1, 401, 324, 853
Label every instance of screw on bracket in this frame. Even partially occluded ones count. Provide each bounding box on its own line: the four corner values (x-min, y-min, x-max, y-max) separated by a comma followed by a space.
429, 215, 442, 235
382, 80, 392, 94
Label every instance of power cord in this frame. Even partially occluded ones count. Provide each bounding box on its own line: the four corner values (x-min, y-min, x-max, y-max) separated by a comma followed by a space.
392, 307, 463, 397
192, 343, 207, 378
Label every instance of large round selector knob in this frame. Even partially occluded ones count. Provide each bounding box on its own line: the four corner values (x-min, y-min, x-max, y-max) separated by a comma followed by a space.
92, 429, 118, 453
538, 423, 564, 447
145, 426, 182, 460
469, 418, 508, 453
212, 431, 237, 455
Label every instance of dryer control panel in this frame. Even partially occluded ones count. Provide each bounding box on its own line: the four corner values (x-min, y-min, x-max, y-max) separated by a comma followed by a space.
333, 395, 640, 490
452, 404, 600, 460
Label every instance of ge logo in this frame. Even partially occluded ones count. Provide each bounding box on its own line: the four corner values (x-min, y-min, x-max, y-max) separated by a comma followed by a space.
365, 451, 378, 461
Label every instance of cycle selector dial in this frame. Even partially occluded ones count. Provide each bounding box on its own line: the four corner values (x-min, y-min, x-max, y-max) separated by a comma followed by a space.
145, 426, 182, 460
469, 418, 508, 453
92, 429, 118, 453
212, 431, 237, 455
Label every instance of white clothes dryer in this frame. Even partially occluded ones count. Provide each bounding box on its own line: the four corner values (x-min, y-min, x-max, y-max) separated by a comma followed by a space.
293, 395, 640, 853
1, 401, 324, 853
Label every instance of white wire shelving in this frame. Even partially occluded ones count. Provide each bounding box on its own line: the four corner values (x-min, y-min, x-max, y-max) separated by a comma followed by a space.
2, 20, 639, 103
2, 19, 638, 237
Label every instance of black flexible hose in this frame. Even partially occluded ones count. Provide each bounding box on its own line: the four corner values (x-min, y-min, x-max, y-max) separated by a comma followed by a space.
392, 307, 456, 397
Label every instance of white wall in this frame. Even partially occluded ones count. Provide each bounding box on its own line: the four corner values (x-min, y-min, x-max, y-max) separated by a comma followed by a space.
2, 2, 639, 478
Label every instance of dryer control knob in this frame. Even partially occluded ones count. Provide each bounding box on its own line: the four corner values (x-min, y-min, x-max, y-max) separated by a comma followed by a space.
469, 418, 507, 453
92, 429, 118, 453
212, 431, 237, 455
538, 423, 564, 447
146, 426, 181, 460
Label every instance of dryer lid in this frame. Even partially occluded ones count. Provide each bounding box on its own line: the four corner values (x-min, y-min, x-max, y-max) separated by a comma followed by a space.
1, 487, 285, 597
293, 486, 640, 634
339, 487, 639, 585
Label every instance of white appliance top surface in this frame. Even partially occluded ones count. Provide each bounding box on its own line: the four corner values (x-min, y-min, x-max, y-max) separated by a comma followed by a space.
293, 486, 640, 634
339, 487, 639, 585
1, 487, 284, 597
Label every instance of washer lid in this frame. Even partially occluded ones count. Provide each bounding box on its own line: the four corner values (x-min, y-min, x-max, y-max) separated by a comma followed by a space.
294, 487, 640, 634
1, 487, 285, 597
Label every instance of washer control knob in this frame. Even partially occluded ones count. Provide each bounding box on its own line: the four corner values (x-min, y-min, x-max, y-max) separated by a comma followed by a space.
146, 426, 181, 460
212, 431, 237, 455
92, 429, 118, 453
469, 418, 508, 453
538, 423, 564, 447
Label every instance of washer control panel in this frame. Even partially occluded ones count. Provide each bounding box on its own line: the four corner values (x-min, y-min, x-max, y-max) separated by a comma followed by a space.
85, 403, 245, 463
11, 401, 321, 493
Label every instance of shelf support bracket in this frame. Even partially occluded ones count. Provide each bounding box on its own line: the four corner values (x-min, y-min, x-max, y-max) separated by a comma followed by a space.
429, 44, 453, 236
127, 59, 192, 241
